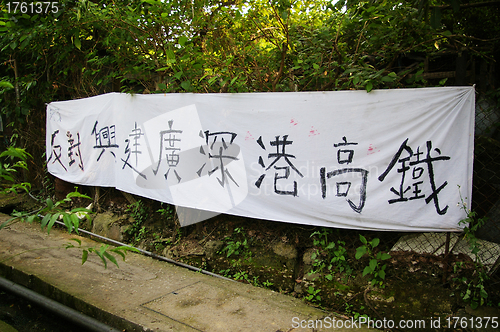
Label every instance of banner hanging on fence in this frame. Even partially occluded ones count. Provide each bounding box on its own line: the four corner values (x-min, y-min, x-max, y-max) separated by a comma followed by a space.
46, 87, 475, 231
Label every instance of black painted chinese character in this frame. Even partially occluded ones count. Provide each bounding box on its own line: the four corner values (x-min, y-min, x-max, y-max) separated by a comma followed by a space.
320, 137, 368, 213
198, 130, 239, 187
91, 121, 119, 161
47, 130, 67, 171
66, 131, 84, 171
152, 120, 183, 182
121, 122, 146, 180
255, 135, 303, 196
378, 138, 451, 215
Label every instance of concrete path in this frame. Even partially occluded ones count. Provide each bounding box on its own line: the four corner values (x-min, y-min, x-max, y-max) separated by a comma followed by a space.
0, 213, 375, 332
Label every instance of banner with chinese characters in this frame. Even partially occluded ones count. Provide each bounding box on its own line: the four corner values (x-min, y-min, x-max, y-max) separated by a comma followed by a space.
46, 87, 475, 231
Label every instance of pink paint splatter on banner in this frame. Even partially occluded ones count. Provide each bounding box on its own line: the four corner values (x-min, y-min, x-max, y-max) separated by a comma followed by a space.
367, 144, 380, 155
308, 126, 319, 137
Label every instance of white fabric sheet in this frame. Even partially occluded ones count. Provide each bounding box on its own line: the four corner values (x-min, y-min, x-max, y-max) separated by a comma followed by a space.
46, 87, 475, 231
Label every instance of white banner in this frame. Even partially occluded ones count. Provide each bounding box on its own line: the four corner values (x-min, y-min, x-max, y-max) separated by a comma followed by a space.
46, 87, 475, 231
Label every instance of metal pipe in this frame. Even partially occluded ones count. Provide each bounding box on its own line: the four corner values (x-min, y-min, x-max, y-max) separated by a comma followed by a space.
0, 276, 121, 332
52, 220, 235, 282
28, 192, 232, 281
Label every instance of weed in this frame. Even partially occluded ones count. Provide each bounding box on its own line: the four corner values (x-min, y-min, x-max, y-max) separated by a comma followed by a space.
157, 203, 176, 222
310, 228, 352, 281
345, 303, 369, 321
219, 268, 232, 278
126, 201, 149, 243
0, 146, 32, 194
218, 227, 251, 258
304, 285, 321, 304
152, 232, 171, 252
233, 270, 249, 281
262, 279, 274, 288
355, 235, 391, 288
456, 187, 490, 309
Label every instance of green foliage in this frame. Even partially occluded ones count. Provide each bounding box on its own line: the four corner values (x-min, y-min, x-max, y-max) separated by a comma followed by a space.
456, 187, 489, 309
126, 200, 149, 243
304, 285, 321, 304
0, 1, 497, 190
219, 227, 251, 258
345, 302, 369, 321
458, 187, 487, 260
1, 189, 137, 268
157, 203, 177, 222
81, 244, 138, 269
309, 228, 352, 281
0, 146, 31, 194
453, 264, 489, 310
355, 235, 391, 287
4, 189, 92, 234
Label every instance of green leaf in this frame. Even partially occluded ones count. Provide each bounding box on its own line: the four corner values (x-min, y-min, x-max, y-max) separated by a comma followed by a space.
46, 198, 53, 211
173, 71, 183, 80
379, 253, 391, 260
365, 81, 373, 92
95, 250, 107, 268
99, 244, 109, 256
158, 83, 166, 90
362, 266, 372, 277
166, 49, 176, 63
63, 214, 72, 233
371, 238, 380, 248
325, 242, 335, 250
110, 248, 126, 261
66, 190, 91, 200
0, 81, 14, 89
179, 36, 188, 46
359, 234, 367, 245
180, 81, 191, 90
47, 213, 60, 234
82, 249, 88, 265
74, 36, 81, 50
355, 246, 367, 259
115, 245, 140, 253
369, 259, 377, 271
41, 214, 51, 229
27, 215, 36, 224
0, 220, 9, 230
70, 213, 80, 234
378, 269, 385, 280
103, 251, 119, 268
